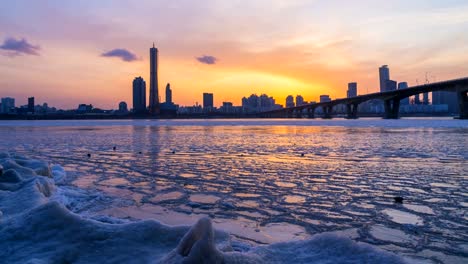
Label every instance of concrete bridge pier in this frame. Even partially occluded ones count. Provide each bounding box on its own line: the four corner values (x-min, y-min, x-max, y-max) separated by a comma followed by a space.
287, 109, 294, 118
458, 88, 468, 119
346, 103, 359, 119
322, 105, 333, 119
383, 98, 400, 119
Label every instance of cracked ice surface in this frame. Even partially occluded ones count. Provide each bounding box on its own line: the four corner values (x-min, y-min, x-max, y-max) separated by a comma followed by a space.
0, 118, 467, 263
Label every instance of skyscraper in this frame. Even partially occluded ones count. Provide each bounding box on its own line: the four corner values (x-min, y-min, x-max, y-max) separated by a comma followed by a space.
149, 43, 159, 114
286, 95, 294, 108
398, 82, 409, 105
203, 93, 214, 109
165, 83, 172, 104
295, 95, 304, 106
132, 77, 146, 114
28, 97, 35, 113
347, 82, 357, 98
379, 65, 390, 92
385, 80, 397, 91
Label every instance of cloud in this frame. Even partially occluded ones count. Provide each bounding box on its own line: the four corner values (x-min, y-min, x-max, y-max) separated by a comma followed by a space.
0, 37, 40, 56
196, 55, 217, 65
101, 48, 138, 62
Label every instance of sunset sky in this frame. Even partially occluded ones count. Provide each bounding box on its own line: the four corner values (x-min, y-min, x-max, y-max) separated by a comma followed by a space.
1, 0, 468, 109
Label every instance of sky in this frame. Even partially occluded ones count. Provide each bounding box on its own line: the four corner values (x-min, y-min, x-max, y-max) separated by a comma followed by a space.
1, 0, 468, 109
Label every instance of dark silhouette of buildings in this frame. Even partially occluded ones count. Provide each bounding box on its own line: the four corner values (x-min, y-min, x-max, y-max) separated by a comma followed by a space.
296, 95, 305, 106
0, 97, 15, 113
203, 93, 214, 109
165, 83, 172, 104
385, 80, 397, 91
160, 83, 177, 115
149, 43, 159, 114
28, 97, 35, 113
118, 102, 128, 113
433, 91, 458, 113
347, 82, 357, 98
132, 76, 146, 114
379, 65, 390, 92
398, 82, 409, 105
285, 95, 294, 108
320, 95, 331, 103
423, 92, 429, 105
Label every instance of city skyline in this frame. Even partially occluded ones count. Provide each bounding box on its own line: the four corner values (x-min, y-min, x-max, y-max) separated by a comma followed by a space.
1, 1, 468, 109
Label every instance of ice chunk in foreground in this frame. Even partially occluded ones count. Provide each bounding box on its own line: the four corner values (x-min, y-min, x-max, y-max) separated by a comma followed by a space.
0, 154, 406, 263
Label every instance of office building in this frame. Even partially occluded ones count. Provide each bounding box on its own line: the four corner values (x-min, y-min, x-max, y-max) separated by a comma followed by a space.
149, 43, 159, 114
241, 94, 279, 112
379, 65, 390, 92
118, 102, 128, 113
203, 93, 214, 109
1, 97, 15, 113
285, 95, 294, 108
28, 97, 35, 113
433, 91, 458, 113
385, 80, 397, 91
77, 104, 93, 113
398, 82, 409, 105
296, 95, 304, 106
347, 82, 357, 98
132, 76, 146, 114
320, 95, 331, 103
165, 83, 172, 104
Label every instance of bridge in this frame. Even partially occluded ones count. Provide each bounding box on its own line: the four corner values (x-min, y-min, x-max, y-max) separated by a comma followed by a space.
259, 77, 468, 119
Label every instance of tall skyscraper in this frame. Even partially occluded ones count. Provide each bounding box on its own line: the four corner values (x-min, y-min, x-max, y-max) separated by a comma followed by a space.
385, 80, 397, 91
149, 43, 159, 114
347, 82, 357, 98
28, 97, 35, 113
285, 95, 294, 108
295, 95, 304, 106
398, 82, 409, 105
379, 65, 390, 92
132, 77, 146, 114
165, 83, 172, 104
203, 93, 214, 108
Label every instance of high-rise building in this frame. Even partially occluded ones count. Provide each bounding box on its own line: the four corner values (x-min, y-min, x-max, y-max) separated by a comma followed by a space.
398, 82, 409, 105
286, 95, 294, 108
0, 97, 15, 113
385, 80, 397, 91
132, 76, 146, 114
149, 43, 159, 114
203, 93, 214, 109
433, 91, 458, 113
320, 95, 331, 103
347, 82, 357, 98
379, 65, 390, 92
118, 102, 128, 113
295, 95, 304, 106
165, 83, 172, 104
28, 97, 35, 113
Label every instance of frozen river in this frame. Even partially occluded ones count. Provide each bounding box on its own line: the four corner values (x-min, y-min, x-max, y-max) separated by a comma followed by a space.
0, 118, 467, 263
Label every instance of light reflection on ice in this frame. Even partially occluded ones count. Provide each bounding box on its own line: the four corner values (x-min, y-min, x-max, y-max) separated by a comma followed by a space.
0, 118, 467, 263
